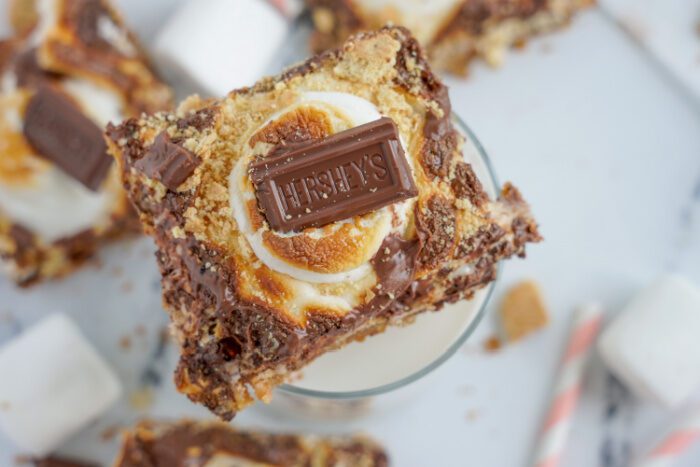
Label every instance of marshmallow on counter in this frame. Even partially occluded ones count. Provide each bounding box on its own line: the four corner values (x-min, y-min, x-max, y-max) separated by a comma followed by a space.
0, 314, 122, 456
153, 0, 296, 97
598, 275, 700, 408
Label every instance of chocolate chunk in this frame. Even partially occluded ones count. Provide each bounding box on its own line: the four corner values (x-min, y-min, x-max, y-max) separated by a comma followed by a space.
23, 86, 112, 191
250, 117, 418, 233
371, 234, 420, 296
134, 132, 200, 191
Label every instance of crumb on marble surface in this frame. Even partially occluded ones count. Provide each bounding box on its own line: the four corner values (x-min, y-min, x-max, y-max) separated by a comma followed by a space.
465, 409, 480, 421
483, 335, 503, 352
100, 424, 122, 442
110, 266, 124, 277
118, 336, 131, 350
499, 280, 549, 342
617, 16, 648, 43
128, 387, 154, 411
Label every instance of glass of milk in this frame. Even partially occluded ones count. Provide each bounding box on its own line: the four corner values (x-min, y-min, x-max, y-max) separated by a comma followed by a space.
269, 116, 500, 420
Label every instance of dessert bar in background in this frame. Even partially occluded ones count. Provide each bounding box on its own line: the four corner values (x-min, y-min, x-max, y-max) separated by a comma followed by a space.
107, 26, 540, 419
306, 0, 594, 74
114, 420, 388, 467
0, 0, 172, 285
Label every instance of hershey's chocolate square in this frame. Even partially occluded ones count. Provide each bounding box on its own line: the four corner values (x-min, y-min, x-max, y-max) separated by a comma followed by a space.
23, 86, 112, 191
134, 132, 200, 191
250, 117, 418, 233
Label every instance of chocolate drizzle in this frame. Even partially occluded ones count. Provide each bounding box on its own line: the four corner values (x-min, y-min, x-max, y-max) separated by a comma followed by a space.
452, 161, 488, 207
116, 421, 389, 467
421, 86, 458, 179
71, 0, 122, 53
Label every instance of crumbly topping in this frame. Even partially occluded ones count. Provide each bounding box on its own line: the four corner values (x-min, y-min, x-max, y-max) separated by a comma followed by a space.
415, 194, 457, 270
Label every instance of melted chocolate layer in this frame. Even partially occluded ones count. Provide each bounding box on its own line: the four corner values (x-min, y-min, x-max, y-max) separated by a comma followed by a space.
116, 421, 388, 467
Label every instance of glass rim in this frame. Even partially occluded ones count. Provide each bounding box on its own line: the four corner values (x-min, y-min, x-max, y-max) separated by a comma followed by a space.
280, 114, 501, 400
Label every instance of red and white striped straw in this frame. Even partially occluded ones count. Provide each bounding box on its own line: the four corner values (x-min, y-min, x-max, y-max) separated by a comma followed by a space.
266, 0, 303, 18
635, 407, 700, 467
533, 304, 604, 467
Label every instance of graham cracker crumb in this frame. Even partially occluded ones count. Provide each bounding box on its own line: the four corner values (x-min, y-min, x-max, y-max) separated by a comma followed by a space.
100, 424, 122, 442
483, 335, 502, 352
119, 335, 132, 350
129, 387, 154, 411
499, 280, 549, 342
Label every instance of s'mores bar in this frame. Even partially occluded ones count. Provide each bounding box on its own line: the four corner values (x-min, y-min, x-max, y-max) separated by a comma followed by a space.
115, 420, 388, 467
0, 0, 172, 285
107, 26, 541, 419
307, 0, 594, 74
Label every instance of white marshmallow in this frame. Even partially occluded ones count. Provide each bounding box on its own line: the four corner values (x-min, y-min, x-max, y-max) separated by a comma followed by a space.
0, 166, 115, 243
0, 314, 122, 456
598, 275, 700, 407
153, 0, 289, 97
228, 91, 388, 285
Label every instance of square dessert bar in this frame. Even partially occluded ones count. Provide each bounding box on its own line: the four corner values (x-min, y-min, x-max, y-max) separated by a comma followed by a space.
10, 0, 172, 115
107, 26, 541, 419
0, 0, 171, 285
307, 0, 593, 74
114, 420, 388, 467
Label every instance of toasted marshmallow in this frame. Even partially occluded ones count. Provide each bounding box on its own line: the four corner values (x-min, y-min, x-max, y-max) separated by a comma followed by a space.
0, 83, 123, 243
229, 91, 415, 286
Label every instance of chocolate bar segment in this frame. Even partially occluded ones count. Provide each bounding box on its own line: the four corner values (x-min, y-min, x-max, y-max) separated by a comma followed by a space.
250, 117, 417, 233
134, 132, 200, 191
23, 86, 112, 191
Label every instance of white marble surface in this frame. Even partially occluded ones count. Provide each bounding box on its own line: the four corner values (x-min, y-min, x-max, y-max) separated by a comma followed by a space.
2, 1, 700, 466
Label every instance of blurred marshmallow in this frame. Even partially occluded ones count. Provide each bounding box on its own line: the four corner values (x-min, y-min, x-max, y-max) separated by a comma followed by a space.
153, 0, 291, 97
0, 314, 122, 456
599, 275, 700, 407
